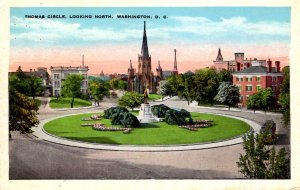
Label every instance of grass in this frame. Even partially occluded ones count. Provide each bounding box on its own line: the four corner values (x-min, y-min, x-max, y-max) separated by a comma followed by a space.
148, 94, 162, 101
49, 97, 92, 109
44, 112, 251, 145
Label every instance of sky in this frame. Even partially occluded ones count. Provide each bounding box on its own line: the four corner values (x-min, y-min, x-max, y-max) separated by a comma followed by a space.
10, 7, 291, 74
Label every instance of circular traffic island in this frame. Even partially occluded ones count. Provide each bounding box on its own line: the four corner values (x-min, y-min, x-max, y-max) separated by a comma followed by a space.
43, 112, 251, 146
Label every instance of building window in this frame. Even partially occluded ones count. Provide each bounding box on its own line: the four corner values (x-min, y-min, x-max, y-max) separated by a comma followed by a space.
82, 74, 87, 79
246, 95, 249, 100
246, 77, 252, 82
272, 76, 277, 82
236, 77, 243, 82
54, 74, 60, 79
54, 81, 60, 88
256, 76, 261, 82
256, 85, 261, 91
246, 85, 252, 91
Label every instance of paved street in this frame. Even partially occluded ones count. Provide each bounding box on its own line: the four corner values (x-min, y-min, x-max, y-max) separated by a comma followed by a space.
9, 97, 290, 179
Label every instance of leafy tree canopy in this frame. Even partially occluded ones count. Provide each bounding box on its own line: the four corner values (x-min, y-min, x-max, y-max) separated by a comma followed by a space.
61, 74, 84, 108
9, 89, 39, 138
118, 92, 144, 111
278, 66, 290, 127
89, 80, 110, 106
237, 131, 290, 179
214, 82, 240, 110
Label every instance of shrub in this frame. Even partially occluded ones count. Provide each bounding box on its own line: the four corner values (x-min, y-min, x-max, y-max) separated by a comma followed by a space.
151, 104, 170, 118
104, 106, 129, 119
121, 112, 140, 128
165, 109, 187, 126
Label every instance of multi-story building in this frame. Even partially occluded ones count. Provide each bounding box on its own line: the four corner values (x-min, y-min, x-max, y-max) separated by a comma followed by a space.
213, 48, 267, 72
232, 59, 283, 106
50, 56, 89, 96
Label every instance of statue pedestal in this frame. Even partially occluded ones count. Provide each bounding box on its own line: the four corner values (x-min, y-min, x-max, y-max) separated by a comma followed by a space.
138, 103, 158, 123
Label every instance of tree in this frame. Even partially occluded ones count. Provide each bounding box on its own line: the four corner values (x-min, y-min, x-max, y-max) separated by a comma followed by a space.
61, 74, 84, 108
118, 80, 127, 91
9, 89, 39, 139
218, 69, 233, 83
214, 82, 240, 110
236, 131, 290, 179
157, 80, 172, 100
89, 81, 110, 106
109, 78, 120, 90
27, 76, 43, 100
247, 88, 276, 112
118, 92, 144, 111
191, 67, 219, 105
278, 66, 290, 127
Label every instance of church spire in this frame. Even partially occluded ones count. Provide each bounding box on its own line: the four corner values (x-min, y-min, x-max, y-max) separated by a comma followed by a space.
141, 21, 149, 58
216, 48, 223, 61
158, 61, 162, 69
129, 59, 133, 69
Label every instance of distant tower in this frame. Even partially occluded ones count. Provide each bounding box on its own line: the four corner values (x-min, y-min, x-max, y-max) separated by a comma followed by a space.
216, 48, 223, 61
82, 54, 84, 66
156, 61, 163, 80
127, 60, 136, 92
172, 49, 178, 75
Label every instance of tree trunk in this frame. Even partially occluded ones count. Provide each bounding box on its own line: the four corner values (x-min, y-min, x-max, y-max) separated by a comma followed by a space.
70, 97, 74, 108
228, 105, 230, 110
9, 131, 12, 140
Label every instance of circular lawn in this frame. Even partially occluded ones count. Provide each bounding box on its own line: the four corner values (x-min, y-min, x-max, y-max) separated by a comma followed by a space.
43, 112, 251, 145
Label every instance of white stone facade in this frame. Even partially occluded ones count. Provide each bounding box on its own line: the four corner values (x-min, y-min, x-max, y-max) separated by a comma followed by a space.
50, 66, 89, 96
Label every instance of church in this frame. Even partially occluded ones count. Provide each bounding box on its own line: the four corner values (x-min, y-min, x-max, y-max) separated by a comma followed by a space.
127, 21, 164, 94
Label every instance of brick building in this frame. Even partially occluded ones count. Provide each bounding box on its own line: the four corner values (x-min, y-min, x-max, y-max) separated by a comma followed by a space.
232, 59, 283, 106
213, 48, 266, 72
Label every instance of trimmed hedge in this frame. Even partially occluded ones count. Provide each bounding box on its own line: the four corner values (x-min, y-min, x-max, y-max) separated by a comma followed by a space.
104, 106, 140, 128
151, 104, 170, 118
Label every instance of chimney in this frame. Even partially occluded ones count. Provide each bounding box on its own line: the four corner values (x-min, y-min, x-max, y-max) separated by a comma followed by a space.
30, 69, 32, 72
82, 54, 84, 66
275, 61, 281, 72
267, 59, 272, 72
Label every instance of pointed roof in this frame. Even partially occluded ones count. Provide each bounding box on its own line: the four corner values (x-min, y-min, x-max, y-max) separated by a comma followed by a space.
157, 61, 162, 70
141, 21, 149, 58
129, 59, 133, 69
216, 48, 223, 61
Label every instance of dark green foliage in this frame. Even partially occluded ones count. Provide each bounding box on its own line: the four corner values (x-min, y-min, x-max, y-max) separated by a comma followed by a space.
191, 67, 220, 105
179, 109, 191, 118
111, 112, 124, 125
103, 106, 129, 119
236, 131, 290, 179
121, 112, 140, 128
247, 88, 276, 112
61, 74, 84, 108
165, 109, 187, 126
218, 69, 233, 82
278, 66, 290, 127
151, 104, 170, 118
214, 82, 240, 110
9, 89, 39, 138
89, 80, 110, 106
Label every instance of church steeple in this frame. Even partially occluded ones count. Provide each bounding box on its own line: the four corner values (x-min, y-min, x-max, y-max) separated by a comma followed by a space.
141, 21, 149, 58
129, 59, 133, 69
216, 48, 223, 61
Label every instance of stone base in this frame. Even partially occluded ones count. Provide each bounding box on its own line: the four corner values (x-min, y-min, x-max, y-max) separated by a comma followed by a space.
138, 103, 159, 123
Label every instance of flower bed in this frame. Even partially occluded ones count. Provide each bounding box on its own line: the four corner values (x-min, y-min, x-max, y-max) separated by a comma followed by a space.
81, 118, 93, 121
90, 114, 102, 120
81, 123, 94, 127
193, 119, 213, 123
92, 123, 132, 133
